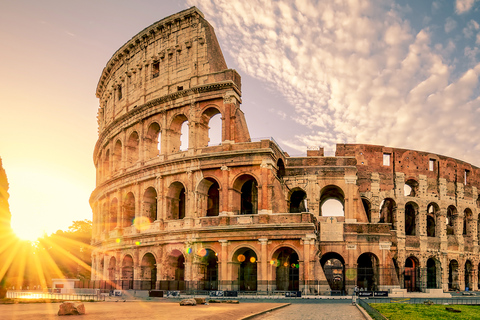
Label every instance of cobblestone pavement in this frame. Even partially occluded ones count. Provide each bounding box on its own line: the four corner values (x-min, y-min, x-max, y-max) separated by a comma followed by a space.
252, 303, 364, 320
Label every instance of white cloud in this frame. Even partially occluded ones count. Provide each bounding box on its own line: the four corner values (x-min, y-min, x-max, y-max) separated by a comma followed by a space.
464, 19, 480, 38
455, 0, 478, 14
445, 17, 457, 33
188, 0, 480, 165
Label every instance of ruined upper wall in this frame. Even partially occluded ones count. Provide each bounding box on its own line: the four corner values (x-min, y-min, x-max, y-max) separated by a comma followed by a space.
95, 7, 240, 131
0, 157, 11, 230
336, 143, 480, 197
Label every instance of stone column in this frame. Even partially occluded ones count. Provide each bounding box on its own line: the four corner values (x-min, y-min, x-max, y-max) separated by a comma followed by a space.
218, 240, 229, 290
258, 239, 268, 291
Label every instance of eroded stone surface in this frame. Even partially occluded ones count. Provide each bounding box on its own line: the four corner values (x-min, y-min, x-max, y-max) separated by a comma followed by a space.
58, 301, 85, 316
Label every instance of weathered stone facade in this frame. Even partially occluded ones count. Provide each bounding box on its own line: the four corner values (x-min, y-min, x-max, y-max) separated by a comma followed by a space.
91, 7, 480, 294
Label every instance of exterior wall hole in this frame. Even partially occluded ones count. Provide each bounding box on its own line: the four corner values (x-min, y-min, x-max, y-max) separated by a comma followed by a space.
320, 252, 345, 293
447, 205, 457, 235
357, 253, 379, 291
320, 185, 345, 217
123, 192, 135, 227
143, 187, 158, 222
379, 198, 396, 229
273, 247, 299, 291
233, 248, 257, 291
449, 260, 459, 291
126, 131, 139, 166
405, 202, 417, 235
289, 189, 306, 213
146, 122, 161, 158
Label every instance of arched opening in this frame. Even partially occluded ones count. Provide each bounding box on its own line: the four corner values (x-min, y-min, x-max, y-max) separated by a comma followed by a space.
121, 255, 134, 290
464, 208, 472, 236
146, 122, 161, 158
289, 189, 307, 213
449, 260, 459, 291
427, 203, 438, 237
379, 198, 396, 229
465, 260, 473, 291
101, 202, 107, 233
103, 149, 110, 178
233, 248, 257, 291
197, 178, 220, 217
163, 250, 185, 291
447, 205, 457, 235
233, 175, 258, 215
277, 159, 285, 180
320, 185, 344, 216
362, 198, 371, 222
320, 252, 345, 293
140, 253, 157, 290
126, 131, 139, 166
167, 182, 186, 220
113, 140, 122, 172
207, 113, 222, 146
273, 247, 300, 291
143, 187, 157, 222
180, 121, 189, 151
405, 202, 417, 236
357, 253, 379, 291
108, 257, 116, 282
404, 179, 419, 197
426, 258, 438, 289
200, 249, 218, 290
169, 114, 188, 153
99, 256, 105, 279
123, 192, 135, 227
109, 198, 118, 231
404, 256, 420, 292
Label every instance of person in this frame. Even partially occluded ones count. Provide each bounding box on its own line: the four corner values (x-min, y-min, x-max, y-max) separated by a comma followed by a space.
352, 285, 359, 305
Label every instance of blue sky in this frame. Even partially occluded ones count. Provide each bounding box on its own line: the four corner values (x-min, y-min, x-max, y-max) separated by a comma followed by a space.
1, 0, 479, 239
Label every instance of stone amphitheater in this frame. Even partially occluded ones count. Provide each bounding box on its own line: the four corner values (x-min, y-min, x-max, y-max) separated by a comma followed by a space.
90, 7, 480, 295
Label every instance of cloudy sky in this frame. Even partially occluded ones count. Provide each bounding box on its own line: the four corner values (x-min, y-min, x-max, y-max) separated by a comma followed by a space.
1, 0, 479, 240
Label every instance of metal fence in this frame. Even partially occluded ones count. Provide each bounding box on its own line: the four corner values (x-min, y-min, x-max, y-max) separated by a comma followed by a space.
363, 297, 480, 305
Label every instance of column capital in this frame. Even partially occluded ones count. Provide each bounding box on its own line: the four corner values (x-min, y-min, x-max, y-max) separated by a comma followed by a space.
258, 238, 268, 244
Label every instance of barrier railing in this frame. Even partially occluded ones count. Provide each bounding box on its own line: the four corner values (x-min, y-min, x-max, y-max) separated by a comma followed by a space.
6, 290, 104, 301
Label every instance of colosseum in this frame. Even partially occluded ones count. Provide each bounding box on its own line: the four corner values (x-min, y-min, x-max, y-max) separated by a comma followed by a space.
90, 7, 480, 295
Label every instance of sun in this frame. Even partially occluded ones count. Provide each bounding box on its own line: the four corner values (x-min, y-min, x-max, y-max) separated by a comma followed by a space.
11, 220, 44, 242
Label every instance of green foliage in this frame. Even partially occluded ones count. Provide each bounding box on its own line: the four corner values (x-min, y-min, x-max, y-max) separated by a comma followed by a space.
371, 303, 480, 320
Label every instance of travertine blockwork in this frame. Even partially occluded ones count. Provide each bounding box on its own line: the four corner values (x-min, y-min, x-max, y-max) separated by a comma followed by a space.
91, 7, 480, 294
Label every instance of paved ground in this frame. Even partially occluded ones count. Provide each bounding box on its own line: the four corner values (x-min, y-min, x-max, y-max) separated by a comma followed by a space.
0, 301, 288, 320
252, 303, 364, 320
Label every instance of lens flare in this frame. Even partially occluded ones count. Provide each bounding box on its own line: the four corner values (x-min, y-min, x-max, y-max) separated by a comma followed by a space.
116, 238, 121, 243
249, 257, 256, 263
186, 247, 192, 254
134, 216, 151, 232
198, 248, 207, 257
237, 254, 245, 262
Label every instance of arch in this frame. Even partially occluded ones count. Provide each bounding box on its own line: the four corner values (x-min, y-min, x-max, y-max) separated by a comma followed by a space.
108, 256, 116, 281
320, 185, 344, 217
169, 114, 189, 153
464, 208, 473, 236
357, 253, 379, 291
109, 198, 118, 231
272, 247, 300, 291
123, 192, 135, 227
465, 260, 473, 291
233, 174, 258, 215
447, 205, 457, 235
199, 248, 218, 290
113, 140, 122, 172
233, 248, 258, 291
277, 158, 285, 180
164, 249, 185, 290
167, 182, 186, 220
145, 122, 161, 158
426, 257, 440, 289
405, 202, 418, 236
197, 178, 220, 217
289, 188, 307, 213
140, 253, 157, 290
121, 255, 134, 290
404, 256, 420, 292
320, 252, 345, 293
126, 131, 139, 166
449, 259, 459, 291
362, 198, 372, 223
379, 198, 396, 229
404, 179, 419, 197
427, 203, 439, 237
143, 187, 158, 222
